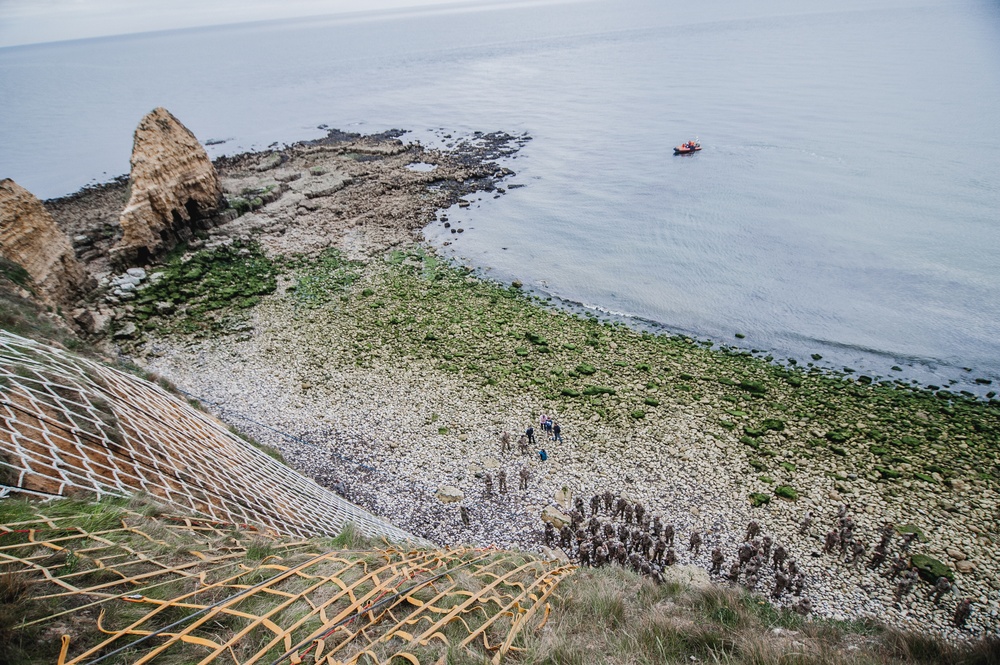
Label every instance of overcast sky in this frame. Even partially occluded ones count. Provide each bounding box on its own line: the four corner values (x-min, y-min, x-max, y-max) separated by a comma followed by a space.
0, 0, 494, 48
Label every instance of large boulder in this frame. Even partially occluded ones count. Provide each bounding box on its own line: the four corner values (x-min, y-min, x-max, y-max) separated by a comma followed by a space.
435, 485, 464, 504
910, 554, 953, 583
0, 178, 91, 307
540, 505, 571, 529
111, 107, 225, 266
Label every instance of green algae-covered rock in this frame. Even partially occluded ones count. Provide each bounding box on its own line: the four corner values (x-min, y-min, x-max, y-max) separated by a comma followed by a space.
774, 485, 798, 500
825, 431, 850, 443
910, 554, 953, 583
896, 524, 928, 543
739, 380, 766, 395
875, 466, 902, 479
749, 493, 771, 507
525, 331, 548, 345
576, 363, 597, 375
761, 418, 786, 432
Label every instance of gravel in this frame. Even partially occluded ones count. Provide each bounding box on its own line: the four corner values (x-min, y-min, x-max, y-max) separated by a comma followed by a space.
140, 320, 999, 640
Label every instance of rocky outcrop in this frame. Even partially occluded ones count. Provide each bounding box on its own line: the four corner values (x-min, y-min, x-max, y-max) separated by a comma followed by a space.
111, 108, 226, 266
0, 178, 91, 307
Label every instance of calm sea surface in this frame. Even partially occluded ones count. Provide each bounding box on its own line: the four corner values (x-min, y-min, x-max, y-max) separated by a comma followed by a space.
2, 0, 999, 392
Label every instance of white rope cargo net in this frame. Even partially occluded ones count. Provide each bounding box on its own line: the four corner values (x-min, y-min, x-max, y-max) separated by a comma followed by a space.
0, 330, 423, 544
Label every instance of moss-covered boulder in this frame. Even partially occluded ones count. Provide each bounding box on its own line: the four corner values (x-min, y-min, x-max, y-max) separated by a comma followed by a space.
774, 485, 798, 500
825, 430, 850, 443
749, 493, 771, 507
910, 554, 953, 583
895, 524, 928, 543
738, 380, 766, 395
525, 331, 548, 346
761, 418, 785, 432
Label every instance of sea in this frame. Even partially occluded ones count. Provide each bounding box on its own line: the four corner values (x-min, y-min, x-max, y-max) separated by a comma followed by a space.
1, 0, 999, 394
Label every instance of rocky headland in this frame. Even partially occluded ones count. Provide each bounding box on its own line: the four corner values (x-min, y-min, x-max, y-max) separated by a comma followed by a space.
1, 108, 997, 642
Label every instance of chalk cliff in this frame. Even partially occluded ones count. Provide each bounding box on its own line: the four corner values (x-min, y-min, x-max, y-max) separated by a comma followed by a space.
0, 178, 90, 307
111, 107, 225, 266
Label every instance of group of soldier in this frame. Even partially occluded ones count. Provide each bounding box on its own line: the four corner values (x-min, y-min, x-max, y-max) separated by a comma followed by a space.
456, 428, 542, 528
467, 422, 980, 632
724, 517, 810, 618
537, 491, 976, 630
479, 466, 532, 497
542, 491, 692, 582
498, 429, 537, 457
813, 503, 974, 629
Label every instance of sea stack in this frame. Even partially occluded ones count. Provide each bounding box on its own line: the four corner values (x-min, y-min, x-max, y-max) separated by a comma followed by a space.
111, 107, 226, 266
0, 178, 91, 307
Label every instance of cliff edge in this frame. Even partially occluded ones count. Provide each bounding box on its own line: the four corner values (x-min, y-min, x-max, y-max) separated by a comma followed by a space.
0, 178, 91, 308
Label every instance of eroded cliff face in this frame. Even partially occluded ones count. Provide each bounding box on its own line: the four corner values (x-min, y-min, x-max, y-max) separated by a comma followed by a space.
111, 107, 225, 266
0, 178, 90, 307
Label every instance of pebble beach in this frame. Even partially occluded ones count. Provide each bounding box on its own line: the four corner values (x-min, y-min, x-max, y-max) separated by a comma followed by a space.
72, 129, 998, 640
138, 277, 1000, 640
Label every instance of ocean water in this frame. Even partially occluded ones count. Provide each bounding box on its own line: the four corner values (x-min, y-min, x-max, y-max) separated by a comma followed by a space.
1, 0, 999, 392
